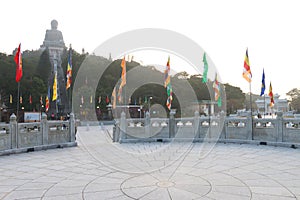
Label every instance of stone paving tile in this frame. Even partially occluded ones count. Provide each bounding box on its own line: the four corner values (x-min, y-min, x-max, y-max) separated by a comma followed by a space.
0, 126, 300, 199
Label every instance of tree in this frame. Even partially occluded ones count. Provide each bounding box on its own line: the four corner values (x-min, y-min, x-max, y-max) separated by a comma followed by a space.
286, 88, 300, 113
224, 83, 245, 114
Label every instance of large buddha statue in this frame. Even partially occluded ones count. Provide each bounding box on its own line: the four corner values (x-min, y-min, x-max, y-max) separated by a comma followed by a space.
41, 20, 65, 48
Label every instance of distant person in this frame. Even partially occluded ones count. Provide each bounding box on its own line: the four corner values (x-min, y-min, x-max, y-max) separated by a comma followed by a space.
51, 113, 55, 120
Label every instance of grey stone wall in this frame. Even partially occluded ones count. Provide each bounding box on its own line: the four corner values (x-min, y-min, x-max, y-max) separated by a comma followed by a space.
114, 112, 300, 146
0, 113, 76, 156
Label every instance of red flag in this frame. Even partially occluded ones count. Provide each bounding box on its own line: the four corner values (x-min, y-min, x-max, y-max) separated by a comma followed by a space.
269, 82, 274, 107
45, 96, 49, 112
14, 43, 23, 82
29, 95, 32, 104
106, 96, 109, 104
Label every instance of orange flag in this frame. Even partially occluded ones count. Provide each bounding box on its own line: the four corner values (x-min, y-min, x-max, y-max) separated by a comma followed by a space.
243, 48, 252, 83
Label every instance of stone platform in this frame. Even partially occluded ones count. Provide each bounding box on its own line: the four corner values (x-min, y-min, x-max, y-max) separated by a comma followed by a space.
0, 126, 300, 199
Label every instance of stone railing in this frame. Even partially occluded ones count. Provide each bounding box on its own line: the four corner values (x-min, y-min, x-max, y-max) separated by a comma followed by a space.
0, 113, 77, 156
113, 111, 300, 147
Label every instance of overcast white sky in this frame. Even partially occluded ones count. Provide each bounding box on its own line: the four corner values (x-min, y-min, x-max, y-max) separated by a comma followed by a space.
1, 0, 299, 98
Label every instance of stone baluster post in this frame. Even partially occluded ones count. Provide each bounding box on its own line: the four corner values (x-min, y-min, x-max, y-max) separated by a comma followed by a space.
113, 121, 120, 142
246, 112, 253, 140
9, 114, 17, 149
169, 110, 175, 138
120, 111, 126, 142
41, 113, 48, 145
69, 113, 75, 142
276, 112, 283, 142
145, 111, 150, 138
194, 111, 200, 138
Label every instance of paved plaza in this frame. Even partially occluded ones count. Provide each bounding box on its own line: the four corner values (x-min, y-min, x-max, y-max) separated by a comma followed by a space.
1, 125, 300, 199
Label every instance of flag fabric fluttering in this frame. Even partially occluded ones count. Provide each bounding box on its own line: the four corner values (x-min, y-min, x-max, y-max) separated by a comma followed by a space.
9, 95, 12, 104
52, 72, 57, 101
106, 95, 109, 104
260, 69, 265, 96
112, 87, 116, 109
45, 96, 49, 112
164, 56, 173, 110
14, 43, 23, 83
98, 96, 101, 104
20, 95, 23, 104
118, 87, 123, 103
213, 73, 222, 107
269, 82, 274, 107
202, 52, 208, 83
66, 48, 72, 89
243, 48, 252, 83
29, 95, 32, 104
90, 95, 93, 104
46, 87, 50, 112
118, 56, 126, 103
164, 56, 171, 87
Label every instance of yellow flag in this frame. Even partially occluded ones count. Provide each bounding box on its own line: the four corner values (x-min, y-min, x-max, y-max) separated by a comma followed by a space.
9, 94, 12, 104
52, 72, 57, 101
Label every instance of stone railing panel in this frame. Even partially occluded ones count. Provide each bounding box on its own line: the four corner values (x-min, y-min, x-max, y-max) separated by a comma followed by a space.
48, 121, 70, 144
18, 123, 42, 148
0, 124, 10, 151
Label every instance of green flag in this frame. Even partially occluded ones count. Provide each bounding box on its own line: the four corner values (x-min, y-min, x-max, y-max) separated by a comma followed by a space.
202, 52, 208, 83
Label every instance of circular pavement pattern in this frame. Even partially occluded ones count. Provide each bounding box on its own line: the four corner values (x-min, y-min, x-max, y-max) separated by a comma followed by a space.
0, 126, 300, 199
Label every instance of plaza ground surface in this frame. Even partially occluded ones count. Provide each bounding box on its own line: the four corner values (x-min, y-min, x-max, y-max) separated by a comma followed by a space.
1, 126, 300, 200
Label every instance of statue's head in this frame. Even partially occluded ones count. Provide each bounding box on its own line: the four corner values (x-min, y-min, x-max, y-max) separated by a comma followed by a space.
51, 20, 58, 30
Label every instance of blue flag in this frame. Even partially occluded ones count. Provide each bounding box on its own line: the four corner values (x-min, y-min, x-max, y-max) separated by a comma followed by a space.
260, 69, 265, 96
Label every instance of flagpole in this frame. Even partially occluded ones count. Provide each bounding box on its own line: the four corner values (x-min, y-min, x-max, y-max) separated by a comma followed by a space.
263, 94, 266, 118
16, 82, 20, 122
249, 82, 253, 140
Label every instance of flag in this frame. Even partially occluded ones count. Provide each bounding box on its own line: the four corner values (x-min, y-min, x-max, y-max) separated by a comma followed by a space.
166, 84, 173, 110
164, 56, 171, 87
14, 43, 23, 82
66, 48, 72, 89
52, 72, 57, 101
40, 95, 43, 105
118, 87, 123, 103
98, 96, 101, 104
106, 95, 109, 104
29, 94, 32, 104
120, 56, 126, 87
164, 56, 172, 110
260, 69, 265, 96
112, 88, 116, 109
243, 48, 252, 82
90, 95, 93, 104
118, 56, 127, 103
202, 52, 208, 83
46, 86, 50, 112
20, 95, 23, 104
269, 82, 274, 107
213, 73, 222, 107
9, 94, 12, 104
